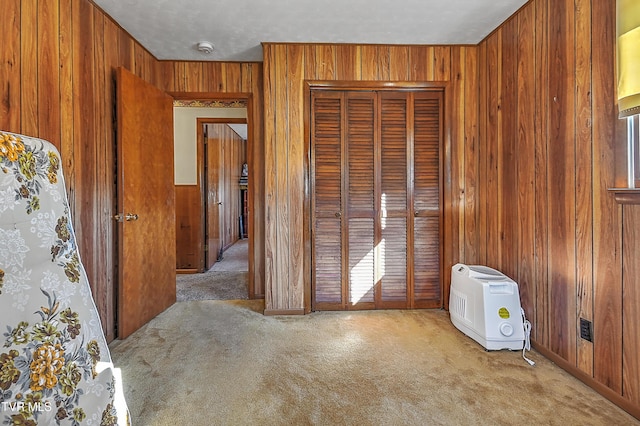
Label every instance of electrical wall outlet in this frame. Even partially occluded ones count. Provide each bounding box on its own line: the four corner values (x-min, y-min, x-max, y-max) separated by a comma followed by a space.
580, 318, 593, 342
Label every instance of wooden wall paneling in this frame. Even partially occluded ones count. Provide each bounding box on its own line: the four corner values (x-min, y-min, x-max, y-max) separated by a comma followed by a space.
515, 2, 537, 329
101, 16, 121, 342
446, 47, 464, 303
172, 62, 187, 92
0, 0, 21, 132
287, 45, 306, 308
72, 0, 98, 304
316, 45, 337, 80
463, 46, 479, 265
185, 62, 204, 92
500, 18, 518, 280
425, 46, 436, 81
477, 42, 488, 266
117, 25, 135, 72
574, 0, 595, 376
21, 0, 38, 137
158, 62, 174, 91
202, 61, 221, 92
59, 0, 74, 198
548, 0, 577, 363
360, 45, 380, 80
591, 0, 623, 393
303, 45, 319, 80
485, 32, 500, 269
335, 45, 360, 81
389, 46, 410, 81
147, 50, 163, 88
133, 43, 146, 80
533, 0, 550, 345
274, 44, 291, 308
92, 6, 110, 334
623, 205, 640, 405
225, 63, 243, 93
377, 46, 391, 81
408, 46, 429, 81
433, 46, 451, 81
223, 127, 232, 246
263, 44, 279, 311
175, 185, 202, 269
247, 62, 265, 298
38, 0, 61, 148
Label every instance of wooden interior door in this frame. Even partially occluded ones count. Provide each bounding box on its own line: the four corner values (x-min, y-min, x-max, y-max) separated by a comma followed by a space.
205, 124, 223, 268
116, 67, 176, 338
311, 89, 443, 311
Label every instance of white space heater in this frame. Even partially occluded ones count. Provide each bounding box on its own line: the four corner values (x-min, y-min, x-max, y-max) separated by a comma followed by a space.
449, 264, 526, 351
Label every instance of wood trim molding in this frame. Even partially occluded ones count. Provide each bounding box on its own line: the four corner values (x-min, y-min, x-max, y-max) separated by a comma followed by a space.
305, 80, 450, 92
608, 188, 640, 204
173, 99, 247, 108
532, 341, 640, 420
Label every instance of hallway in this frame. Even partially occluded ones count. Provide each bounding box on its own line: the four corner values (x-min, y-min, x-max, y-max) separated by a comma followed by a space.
176, 239, 248, 301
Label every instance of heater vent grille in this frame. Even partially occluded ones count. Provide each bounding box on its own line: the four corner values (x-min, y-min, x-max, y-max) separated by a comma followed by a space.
450, 289, 467, 320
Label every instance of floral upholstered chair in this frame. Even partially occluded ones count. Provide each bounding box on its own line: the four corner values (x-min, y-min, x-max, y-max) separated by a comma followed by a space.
0, 132, 129, 425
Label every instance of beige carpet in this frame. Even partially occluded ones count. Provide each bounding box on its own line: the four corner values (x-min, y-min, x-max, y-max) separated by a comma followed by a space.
176, 240, 249, 301
108, 300, 639, 425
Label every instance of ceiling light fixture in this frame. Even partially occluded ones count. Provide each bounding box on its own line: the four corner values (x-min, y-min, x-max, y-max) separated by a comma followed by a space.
196, 41, 214, 54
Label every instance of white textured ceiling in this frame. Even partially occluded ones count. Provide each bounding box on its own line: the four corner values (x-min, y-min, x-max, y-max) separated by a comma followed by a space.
93, 0, 528, 62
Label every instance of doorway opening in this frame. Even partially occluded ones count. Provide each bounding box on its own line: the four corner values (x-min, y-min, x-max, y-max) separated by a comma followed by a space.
173, 98, 254, 301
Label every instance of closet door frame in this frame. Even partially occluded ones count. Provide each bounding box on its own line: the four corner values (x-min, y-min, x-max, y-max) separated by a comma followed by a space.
304, 81, 453, 313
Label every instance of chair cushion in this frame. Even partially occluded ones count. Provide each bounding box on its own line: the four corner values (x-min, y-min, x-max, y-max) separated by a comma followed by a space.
0, 131, 128, 425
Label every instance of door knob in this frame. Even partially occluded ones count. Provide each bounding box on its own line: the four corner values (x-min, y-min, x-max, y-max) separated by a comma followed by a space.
125, 213, 139, 221
335, 211, 342, 218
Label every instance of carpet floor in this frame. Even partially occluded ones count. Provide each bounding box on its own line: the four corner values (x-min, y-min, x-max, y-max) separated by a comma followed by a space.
176, 239, 249, 301
109, 300, 639, 426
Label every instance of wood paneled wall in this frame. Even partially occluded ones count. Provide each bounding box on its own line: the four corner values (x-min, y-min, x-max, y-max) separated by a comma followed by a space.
474, 0, 638, 417
262, 43, 476, 313
175, 185, 202, 270
261, 1, 639, 417
1, 0, 265, 340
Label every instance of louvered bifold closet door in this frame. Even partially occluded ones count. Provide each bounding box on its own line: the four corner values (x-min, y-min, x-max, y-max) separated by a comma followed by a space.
378, 93, 410, 308
311, 89, 443, 311
346, 93, 376, 308
412, 92, 443, 308
311, 92, 344, 309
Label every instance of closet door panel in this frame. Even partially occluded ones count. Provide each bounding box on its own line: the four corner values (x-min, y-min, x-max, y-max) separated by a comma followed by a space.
312, 93, 344, 308
412, 93, 443, 307
379, 93, 410, 306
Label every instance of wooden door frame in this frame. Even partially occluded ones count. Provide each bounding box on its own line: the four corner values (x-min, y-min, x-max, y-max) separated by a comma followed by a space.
303, 81, 453, 313
171, 92, 256, 298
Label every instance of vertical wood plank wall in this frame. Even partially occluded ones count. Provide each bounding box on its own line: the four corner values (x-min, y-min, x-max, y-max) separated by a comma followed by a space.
261, 0, 639, 417
476, 0, 638, 416
0, 0, 265, 341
